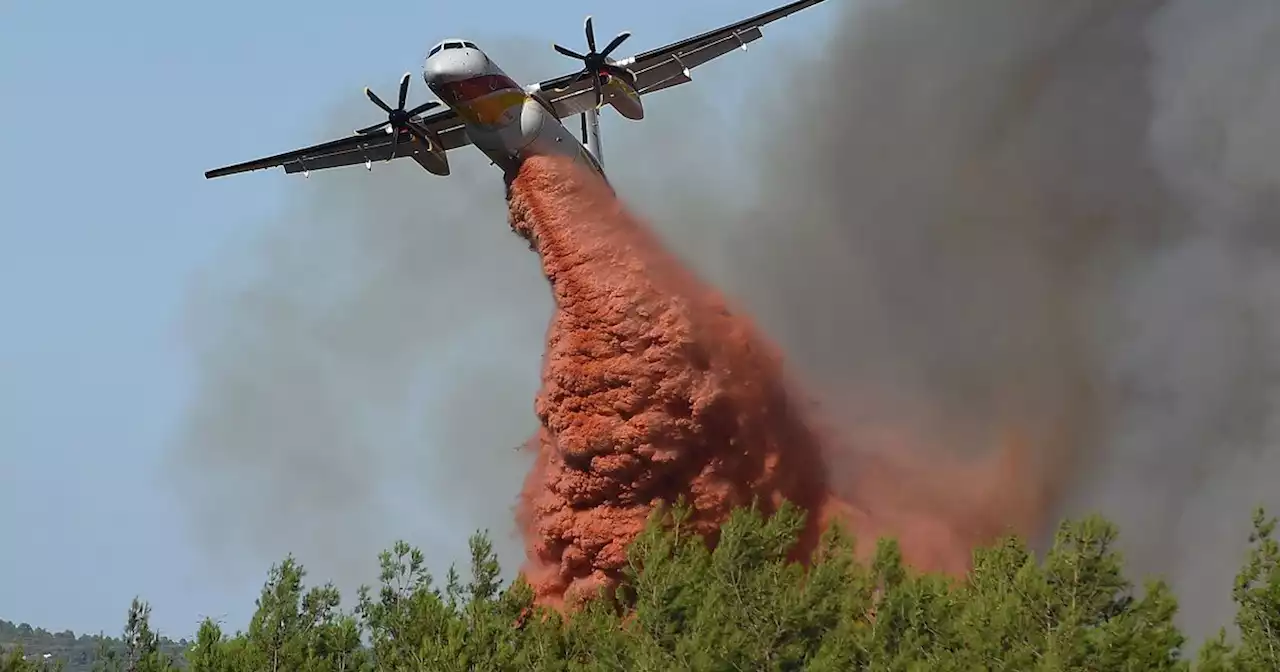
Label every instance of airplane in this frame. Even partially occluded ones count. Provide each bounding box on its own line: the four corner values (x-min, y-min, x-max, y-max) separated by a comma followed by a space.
203, 0, 827, 184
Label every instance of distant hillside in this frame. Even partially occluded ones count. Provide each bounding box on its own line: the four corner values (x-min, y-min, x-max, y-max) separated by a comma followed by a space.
0, 619, 189, 671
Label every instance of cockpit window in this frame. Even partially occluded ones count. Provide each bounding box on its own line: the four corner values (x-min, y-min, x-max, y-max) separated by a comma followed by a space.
430, 40, 474, 56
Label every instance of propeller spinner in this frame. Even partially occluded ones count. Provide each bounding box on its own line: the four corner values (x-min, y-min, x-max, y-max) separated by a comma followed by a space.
355, 73, 442, 157
551, 16, 634, 108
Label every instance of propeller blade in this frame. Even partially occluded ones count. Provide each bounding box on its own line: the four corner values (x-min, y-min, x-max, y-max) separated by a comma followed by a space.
585, 16, 596, 52
601, 31, 631, 58
355, 121, 391, 135
365, 88, 393, 114
592, 76, 603, 109
407, 100, 441, 117
388, 130, 401, 160
398, 73, 411, 109
554, 43, 586, 60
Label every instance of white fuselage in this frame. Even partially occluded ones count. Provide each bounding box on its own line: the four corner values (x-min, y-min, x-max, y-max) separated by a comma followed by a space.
423, 39, 605, 178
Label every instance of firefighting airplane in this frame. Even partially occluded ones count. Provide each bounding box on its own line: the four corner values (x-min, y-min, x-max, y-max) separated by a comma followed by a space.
203, 0, 827, 183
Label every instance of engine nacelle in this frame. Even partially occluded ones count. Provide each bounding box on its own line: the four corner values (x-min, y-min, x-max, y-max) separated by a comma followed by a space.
408, 125, 450, 176
603, 73, 644, 121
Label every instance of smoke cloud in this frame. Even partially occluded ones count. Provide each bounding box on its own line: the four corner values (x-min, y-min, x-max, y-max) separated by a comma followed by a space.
173, 0, 1280, 640
1068, 0, 1280, 637
171, 41, 555, 588
168, 36, 741, 594
700, 0, 1280, 638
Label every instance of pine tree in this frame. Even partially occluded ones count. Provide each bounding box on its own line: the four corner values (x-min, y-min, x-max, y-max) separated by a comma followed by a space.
1225, 508, 1280, 671
58, 502, 1280, 670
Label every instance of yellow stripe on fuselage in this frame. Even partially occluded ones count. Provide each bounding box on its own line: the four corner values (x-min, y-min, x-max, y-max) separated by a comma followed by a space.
458, 90, 528, 127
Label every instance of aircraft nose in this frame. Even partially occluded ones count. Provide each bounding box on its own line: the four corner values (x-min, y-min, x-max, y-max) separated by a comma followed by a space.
423, 48, 490, 87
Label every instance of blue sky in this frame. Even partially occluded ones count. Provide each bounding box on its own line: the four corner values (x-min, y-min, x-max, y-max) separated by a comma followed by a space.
0, 0, 831, 641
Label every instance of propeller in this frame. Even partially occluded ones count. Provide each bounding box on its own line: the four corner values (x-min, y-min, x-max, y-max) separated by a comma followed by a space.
355, 73, 442, 157
551, 15, 633, 108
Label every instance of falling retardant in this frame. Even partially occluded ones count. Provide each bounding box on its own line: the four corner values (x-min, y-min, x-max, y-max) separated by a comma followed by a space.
505, 155, 1045, 605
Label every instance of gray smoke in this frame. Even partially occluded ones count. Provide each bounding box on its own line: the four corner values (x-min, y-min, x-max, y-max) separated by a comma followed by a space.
1068, 0, 1280, 638
171, 38, 554, 589
173, 0, 1280, 641
722, 0, 1163, 461
701, 0, 1280, 640
169, 34, 742, 597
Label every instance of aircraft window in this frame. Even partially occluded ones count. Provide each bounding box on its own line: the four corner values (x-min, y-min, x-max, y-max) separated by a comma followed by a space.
443, 42, 464, 50
428, 45, 442, 56
462, 41, 477, 49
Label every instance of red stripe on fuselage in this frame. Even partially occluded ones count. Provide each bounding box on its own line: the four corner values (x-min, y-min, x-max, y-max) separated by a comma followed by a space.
435, 74, 522, 106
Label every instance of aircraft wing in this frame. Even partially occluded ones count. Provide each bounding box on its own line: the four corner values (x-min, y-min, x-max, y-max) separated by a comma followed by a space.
535, 0, 826, 114
204, 107, 471, 179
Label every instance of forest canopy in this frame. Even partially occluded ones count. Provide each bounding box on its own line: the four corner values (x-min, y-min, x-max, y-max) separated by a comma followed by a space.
3, 502, 1278, 671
